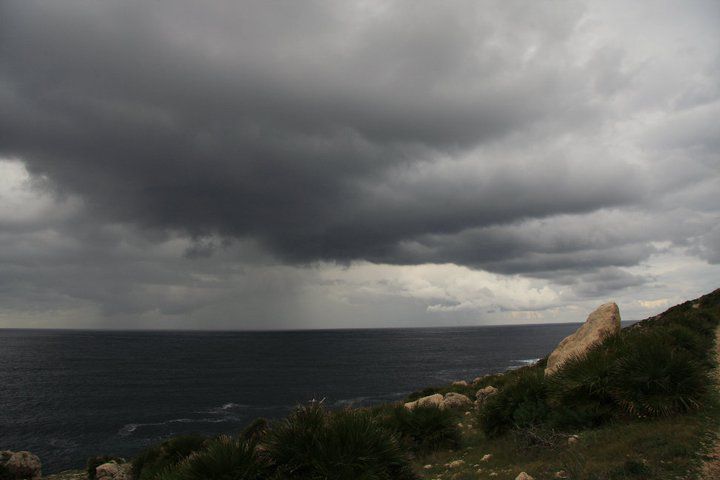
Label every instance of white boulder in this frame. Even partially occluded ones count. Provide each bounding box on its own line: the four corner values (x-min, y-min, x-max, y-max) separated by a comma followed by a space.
475, 385, 498, 407
404, 393, 444, 410
96, 461, 131, 480
545, 302, 621, 375
442, 392, 472, 410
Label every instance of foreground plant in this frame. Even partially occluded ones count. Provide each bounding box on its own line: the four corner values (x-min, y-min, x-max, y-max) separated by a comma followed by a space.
132, 434, 208, 480
377, 405, 461, 454
154, 436, 269, 480
266, 402, 417, 480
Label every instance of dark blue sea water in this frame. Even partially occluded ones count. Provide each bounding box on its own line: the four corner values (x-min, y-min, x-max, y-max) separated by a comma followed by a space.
0, 325, 581, 473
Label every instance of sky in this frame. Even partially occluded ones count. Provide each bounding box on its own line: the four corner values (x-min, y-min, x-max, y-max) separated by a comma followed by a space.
0, 0, 718, 330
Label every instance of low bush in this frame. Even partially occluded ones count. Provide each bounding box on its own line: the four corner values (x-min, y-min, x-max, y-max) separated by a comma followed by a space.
610, 336, 707, 417
240, 418, 269, 443
479, 293, 718, 435
266, 402, 416, 480
154, 436, 268, 480
658, 323, 714, 366
132, 434, 207, 480
479, 368, 548, 437
378, 405, 461, 453
610, 459, 652, 477
545, 336, 623, 428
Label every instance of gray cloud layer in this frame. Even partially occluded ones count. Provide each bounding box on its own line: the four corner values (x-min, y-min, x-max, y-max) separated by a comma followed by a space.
0, 0, 718, 327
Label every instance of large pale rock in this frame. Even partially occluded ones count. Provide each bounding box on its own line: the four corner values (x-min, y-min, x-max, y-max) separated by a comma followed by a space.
545, 302, 621, 375
0, 451, 42, 480
516, 473, 534, 480
95, 462, 131, 480
404, 392, 472, 410
442, 392, 472, 410
404, 393, 444, 410
475, 385, 498, 407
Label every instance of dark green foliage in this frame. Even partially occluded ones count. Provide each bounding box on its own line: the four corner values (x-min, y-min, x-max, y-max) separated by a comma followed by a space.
240, 418, 269, 443
666, 323, 710, 351
154, 436, 269, 480
479, 368, 549, 437
546, 336, 623, 428
378, 405, 461, 453
132, 434, 207, 480
610, 459, 652, 477
478, 290, 720, 435
87, 456, 123, 480
266, 402, 417, 480
611, 336, 707, 417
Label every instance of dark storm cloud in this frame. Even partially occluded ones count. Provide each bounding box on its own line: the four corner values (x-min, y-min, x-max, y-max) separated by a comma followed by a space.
1, 0, 719, 328
0, 0, 646, 274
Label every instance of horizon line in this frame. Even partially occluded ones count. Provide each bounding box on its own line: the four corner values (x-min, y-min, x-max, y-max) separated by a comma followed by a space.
0, 320, 640, 334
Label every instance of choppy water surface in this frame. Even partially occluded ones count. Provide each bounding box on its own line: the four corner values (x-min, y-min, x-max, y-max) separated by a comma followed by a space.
0, 324, 580, 473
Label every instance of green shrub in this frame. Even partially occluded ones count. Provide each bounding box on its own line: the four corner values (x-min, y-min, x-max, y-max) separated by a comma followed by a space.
378, 405, 461, 453
87, 456, 123, 480
240, 418, 269, 443
548, 326, 710, 424
610, 459, 652, 477
610, 336, 707, 417
660, 323, 713, 363
266, 403, 416, 480
154, 436, 269, 480
132, 434, 208, 480
479, 368, 549, 437
475, 291, 719, 436
546, 337, 622, 428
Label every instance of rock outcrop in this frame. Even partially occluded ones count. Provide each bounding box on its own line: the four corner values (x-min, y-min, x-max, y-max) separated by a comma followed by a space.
404, 393, 444, 410
475, 385, 498, 407
404, 392, 472, 410
442, 392, 472, 409
545, 302, 621, 375
95, 461, 131, 480
0, 451, 42, 480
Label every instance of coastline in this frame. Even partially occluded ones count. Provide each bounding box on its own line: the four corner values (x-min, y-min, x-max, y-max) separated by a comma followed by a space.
5, 289, 720, 480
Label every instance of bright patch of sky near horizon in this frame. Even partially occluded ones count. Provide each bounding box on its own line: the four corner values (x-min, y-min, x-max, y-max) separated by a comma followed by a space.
0, 0, 718, 329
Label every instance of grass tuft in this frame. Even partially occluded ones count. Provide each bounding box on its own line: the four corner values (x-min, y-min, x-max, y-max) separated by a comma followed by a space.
153, 436, 268, 480
132, 434, 207, 480
376, 405, 461, 454
266, 402, 417, 480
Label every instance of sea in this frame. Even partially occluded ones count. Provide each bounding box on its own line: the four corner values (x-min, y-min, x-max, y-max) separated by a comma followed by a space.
0, 324, 582, 473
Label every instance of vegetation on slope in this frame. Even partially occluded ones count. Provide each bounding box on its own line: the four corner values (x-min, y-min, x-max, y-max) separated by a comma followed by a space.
75, 288, 719, 480
478, 289, 719, 439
